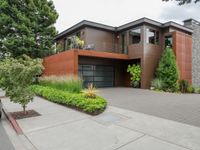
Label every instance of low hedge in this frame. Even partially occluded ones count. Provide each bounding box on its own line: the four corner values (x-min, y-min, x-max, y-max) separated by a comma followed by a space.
31, 85, 107, 115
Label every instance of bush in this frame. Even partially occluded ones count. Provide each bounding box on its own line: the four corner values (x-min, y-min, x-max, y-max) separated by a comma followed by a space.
197, 88, 200, 94
187, 85, 195, 93
179, 80, 189, 93
0, 55, 43, 114
156, 48, 179, 92
151, 78, 163, 90
83, 83, 97, 98
127, 64, 141, 88
39, 76, 83, 93
31, 85, 107, 115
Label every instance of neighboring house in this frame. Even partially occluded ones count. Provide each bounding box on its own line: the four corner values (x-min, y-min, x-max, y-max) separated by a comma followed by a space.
183, 19, 200, 88
43, 18, 193, 89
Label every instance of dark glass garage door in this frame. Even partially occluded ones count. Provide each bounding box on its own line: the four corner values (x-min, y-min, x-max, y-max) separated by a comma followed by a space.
79, 65, 114, 88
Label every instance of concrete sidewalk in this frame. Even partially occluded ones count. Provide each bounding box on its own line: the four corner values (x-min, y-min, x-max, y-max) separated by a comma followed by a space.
2, 96, 200, 150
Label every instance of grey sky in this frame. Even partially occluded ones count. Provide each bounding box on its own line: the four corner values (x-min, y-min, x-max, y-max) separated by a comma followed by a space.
52, 0, 200, 33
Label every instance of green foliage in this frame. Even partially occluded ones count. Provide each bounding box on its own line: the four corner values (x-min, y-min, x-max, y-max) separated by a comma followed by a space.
0, 0, 58, 58
31, 85, 107, 114
127, 64, 141, 88
0, 55, 43, 113
39, 76, 83, 93
156, 48, 179, 92
151, 78, 163, 90
67, 36, 85, 49
187, 85, 195, 93
197, 88, 200, 94
162, 0, 200, 5
83, 83, 98, 99
179, 80, 189, 93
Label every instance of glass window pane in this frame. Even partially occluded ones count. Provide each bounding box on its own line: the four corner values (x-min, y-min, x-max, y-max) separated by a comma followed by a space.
129, 28, 141, 44
146, 28, 159, 45
165, 35, 173, 48
83, 71, 93, 76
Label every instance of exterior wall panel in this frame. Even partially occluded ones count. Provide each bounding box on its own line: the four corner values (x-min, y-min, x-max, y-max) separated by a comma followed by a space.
173, 31, 192, 84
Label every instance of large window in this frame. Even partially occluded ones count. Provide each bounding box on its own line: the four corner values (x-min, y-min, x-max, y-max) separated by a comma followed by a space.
146, 28, 159, 45
129, 28, 141, 44
165, 35, 173, 48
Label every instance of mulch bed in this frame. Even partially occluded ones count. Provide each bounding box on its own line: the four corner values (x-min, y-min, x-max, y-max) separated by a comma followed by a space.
10, 110, 41, 120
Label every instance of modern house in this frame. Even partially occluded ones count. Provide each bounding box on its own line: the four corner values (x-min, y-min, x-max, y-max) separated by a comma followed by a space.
43, 18, 194, 88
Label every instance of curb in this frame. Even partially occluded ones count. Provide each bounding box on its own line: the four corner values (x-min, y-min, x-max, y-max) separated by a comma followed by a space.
2, 108, 23, 135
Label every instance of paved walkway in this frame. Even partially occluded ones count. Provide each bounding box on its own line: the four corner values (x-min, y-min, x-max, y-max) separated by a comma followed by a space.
2, 96, 200, 150
0, 113, 15, 150
99, 88, 200, 127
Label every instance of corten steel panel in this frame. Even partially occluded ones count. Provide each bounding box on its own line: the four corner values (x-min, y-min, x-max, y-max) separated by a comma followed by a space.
43, 50, 78, 76
173, 31, 192, 84
43, 49, 129, 78
77, 49, 129, 60
84, 27, 116, 53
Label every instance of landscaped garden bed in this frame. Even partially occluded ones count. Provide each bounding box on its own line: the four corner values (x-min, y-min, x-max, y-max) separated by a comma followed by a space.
31, 84, 107, 115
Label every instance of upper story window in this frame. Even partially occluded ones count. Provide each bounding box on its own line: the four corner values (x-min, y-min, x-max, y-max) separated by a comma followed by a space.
129, 28, 141, 44
165, 35, 173, 48
146, 28, 159, 45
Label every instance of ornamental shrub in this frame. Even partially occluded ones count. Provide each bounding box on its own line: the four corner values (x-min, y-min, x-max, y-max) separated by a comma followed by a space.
127, 64, 141, 88
0, 55, 43, 114
151, 78, 163, 90
31, 85, 107, 114
187, 85, 195, 93
156, 48, 179, 92
179, 80, 189, 93
39, 76, 83, 93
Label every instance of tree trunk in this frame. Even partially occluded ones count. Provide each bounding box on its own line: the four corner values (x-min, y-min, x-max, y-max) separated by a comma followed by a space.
23, 105, 27, 115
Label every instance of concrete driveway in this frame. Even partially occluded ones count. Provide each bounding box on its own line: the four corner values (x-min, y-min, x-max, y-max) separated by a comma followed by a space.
99, 88, 200, 127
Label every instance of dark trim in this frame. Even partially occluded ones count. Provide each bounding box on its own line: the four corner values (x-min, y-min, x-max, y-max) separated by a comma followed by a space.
55, 17, 193, 41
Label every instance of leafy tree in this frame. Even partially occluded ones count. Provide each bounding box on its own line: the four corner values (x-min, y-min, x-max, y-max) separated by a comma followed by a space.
0, 55, 43, 114
156, 48, 179, 92
162, 0, 200, 5
0, 0, 58, 59
127, 64, 141, 88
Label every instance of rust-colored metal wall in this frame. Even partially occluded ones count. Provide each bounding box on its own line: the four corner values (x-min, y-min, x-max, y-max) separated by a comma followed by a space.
43, 49, 129, 77
43, 50, 78, 76
173, 31, 192, 84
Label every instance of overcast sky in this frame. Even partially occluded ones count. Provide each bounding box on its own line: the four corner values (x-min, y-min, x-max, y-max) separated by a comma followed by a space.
52, 0, 200, 33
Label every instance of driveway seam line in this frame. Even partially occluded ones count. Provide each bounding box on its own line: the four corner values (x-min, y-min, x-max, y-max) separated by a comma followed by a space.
113, 134, 146, 150
23, 134, 38, 150
25, 117, 88, 134
116, 124, 193, 150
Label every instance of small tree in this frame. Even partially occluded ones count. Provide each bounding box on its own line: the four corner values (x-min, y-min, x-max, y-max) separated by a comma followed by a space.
0, 55, 43, 114
156, 48, 179, 92
127, 64, 141, 88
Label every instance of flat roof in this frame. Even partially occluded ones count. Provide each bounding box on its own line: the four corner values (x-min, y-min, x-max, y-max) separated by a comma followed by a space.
55, 17, 193, 40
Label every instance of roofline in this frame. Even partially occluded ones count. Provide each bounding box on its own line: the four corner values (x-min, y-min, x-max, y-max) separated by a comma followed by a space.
183, 18, 200, 23
55, 20, 116, 40
55, 17, 193, 40
163, 21, 193, 33
117, 17, 163, 31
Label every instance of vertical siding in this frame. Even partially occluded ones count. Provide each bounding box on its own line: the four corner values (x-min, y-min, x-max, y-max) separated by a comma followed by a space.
173, 31, 192, 84
43, 50, 78, 76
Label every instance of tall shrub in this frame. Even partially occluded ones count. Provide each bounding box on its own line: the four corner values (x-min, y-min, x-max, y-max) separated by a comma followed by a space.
0, 55, 43, 114
156, 48, 179, 92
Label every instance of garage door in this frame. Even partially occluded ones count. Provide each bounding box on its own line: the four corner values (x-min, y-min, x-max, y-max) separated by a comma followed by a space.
79, 65, 114, 88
